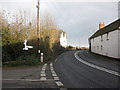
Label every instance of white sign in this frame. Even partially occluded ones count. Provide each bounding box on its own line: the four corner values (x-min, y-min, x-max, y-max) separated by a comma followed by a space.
23, 48, 28, 50
23, 39, 33, 50
26, 46, 33, 49
38, 50, 41, 53
24, 39, 27, 46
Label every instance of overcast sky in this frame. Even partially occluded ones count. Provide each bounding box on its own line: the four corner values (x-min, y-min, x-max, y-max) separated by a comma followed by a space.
0, 0, 119, 47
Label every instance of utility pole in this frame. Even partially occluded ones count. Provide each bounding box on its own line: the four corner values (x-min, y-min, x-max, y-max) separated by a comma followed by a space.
36, 0, 40, 53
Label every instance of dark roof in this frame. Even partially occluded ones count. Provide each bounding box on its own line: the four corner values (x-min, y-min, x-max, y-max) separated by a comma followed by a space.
89, 19, 120, 40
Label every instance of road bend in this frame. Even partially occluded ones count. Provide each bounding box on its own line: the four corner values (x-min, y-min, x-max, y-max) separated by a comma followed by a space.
54, 50, 120, 88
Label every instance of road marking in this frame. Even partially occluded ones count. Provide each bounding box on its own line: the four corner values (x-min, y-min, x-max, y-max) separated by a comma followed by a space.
74, 51, 120, 77
50, 62, 53, 66
50, 62, 66, 89
40, 63, 47, 81
54, 77, 60, 80
40, 77, 47, 81
55, 59, 57, 62
50, 62, 65, 88
41, 71, 45, 74
42, 69, 45, 71
56, 81, 64, 86
51, 71, 56, 74
51, 68, 54, 71
40, 74, 46, 77
87, 51, 90, 55
52, 74, 57, 77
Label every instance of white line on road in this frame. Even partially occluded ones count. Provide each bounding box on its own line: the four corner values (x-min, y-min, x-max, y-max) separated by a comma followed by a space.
40, 74, 46, 77
40, 63, 47, 81
50, 62, 53, 66
41, 71, 45, 74
54, 77, 60, 80
87, 51, 90, 55
51, 71, 56, 74
55, 59, 57, 62
56, 81, 64, 87
50, 62, 65, 88
40, 77, 47, 81
52, 74, 57, 77
74, 51, 120, 77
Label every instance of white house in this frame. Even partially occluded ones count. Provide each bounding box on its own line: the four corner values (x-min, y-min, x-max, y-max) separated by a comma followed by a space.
60, 31, 67, 47
89, 19, 120, 59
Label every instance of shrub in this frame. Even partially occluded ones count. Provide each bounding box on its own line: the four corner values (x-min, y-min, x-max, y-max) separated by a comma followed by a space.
24, 55, 40, 66
4, 55, 40, 66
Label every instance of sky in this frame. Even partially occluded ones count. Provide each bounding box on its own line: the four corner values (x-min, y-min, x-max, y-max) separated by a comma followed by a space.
0, 0, 119, 47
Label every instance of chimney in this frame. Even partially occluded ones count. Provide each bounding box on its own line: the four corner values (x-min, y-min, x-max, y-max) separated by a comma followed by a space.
99, 22, 105, 29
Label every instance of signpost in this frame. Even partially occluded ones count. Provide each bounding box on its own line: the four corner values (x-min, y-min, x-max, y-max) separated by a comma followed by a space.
38, 50, 43, 62
41, 53, 43, 62
23, 39, 33, 59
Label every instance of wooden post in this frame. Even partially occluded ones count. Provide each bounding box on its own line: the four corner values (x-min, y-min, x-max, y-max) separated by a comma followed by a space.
37, 0, 40, 53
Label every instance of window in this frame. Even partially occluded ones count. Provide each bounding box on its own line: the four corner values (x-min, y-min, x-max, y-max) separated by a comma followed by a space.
101, 35, 103, 41
101, 45, 103, 51
97, 46, 99, 50
107, 33, 109, 40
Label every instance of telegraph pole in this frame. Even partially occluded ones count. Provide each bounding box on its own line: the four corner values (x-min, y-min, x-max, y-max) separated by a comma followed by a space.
36, 0, 40, 53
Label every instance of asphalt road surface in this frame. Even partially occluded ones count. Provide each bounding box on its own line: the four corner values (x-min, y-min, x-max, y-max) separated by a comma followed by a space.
54, 50, 120, 88
2, 50, 120, 89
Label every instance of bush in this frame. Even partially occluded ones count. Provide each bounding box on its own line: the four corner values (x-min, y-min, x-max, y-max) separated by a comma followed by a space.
2, 52, 13, 62
3, 55, 40, 66
24, 55, 40, 66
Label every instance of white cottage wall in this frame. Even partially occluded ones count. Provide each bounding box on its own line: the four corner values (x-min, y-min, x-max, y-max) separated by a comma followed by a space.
91, 30, 119, 59
118, 29, 120, 58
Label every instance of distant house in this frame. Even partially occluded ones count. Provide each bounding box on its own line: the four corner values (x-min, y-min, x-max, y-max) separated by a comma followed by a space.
60, 31, 67, 47
89, 19, 120, 59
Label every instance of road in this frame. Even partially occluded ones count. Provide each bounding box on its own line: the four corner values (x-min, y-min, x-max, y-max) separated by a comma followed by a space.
54, 50, 120, 88
2, 50, 120, 89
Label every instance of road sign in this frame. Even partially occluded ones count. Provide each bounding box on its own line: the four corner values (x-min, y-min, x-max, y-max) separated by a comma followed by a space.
24, 39, 27, 46
23, 39, 33, 50
26, 46, 33, 49
23, 48, 28, 50
38, 50, 41, 53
